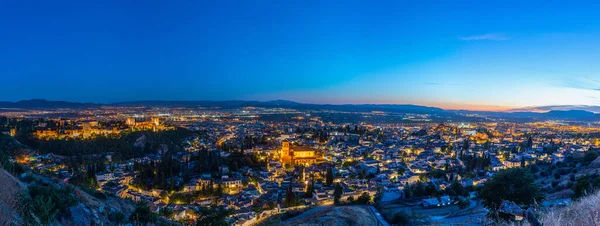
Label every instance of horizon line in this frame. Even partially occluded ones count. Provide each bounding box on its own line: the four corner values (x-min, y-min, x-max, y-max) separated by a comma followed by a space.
3, 98, 598, 113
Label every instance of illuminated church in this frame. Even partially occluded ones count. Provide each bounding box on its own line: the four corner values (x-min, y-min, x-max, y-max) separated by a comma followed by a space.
280, 141, 317, 166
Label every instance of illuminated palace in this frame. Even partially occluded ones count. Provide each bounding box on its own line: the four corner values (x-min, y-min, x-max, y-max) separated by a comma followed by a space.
280, 141, 317, 166
35, 121, 120, 139
126, 117, 173, 132
34, 117, 173, 140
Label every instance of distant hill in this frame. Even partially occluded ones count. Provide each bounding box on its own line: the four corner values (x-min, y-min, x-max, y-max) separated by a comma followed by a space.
263, 100, 303, 106
113, 100, 445, 114
544, 110, 597, 118
0, 99, 103, 109
504, 110, 598, 119
314, 104, 445, 113
511, 105, 600, 113
112, 100, 264, 108
0, 99, 443, 113
473, 109, 599, 121
2, 99, 600, 121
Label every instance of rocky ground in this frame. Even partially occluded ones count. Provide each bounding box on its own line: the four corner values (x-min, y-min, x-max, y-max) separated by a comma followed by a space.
0, 169, 25, 225
0, 168, 135, 226
284, 205, 378, 226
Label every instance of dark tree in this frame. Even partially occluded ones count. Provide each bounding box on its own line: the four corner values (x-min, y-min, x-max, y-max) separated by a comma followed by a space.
583, 150, 600, 164
390, 211, 410, 226
285, 178, 297, 207
450, 181, 466, 197
159, 207, 173, 219
129, 202, 157, 225
572, 174, 600, 199
305, 179, 315, 198
333, 183, 343, 204
108, 211, 126, 225
195, 206, 233, 226
457, 199, 470, 210
479, 168, 544, 219
356, 192, 371, 204
397, 167, 406, 176
326, 167, 334, 186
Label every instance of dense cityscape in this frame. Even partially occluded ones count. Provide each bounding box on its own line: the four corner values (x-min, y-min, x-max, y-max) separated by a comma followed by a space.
2, 101, 600, 225
4, 1, 600, 226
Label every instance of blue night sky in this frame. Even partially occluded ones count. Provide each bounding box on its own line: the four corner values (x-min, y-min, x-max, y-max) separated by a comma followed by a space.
2, 1, 600, 110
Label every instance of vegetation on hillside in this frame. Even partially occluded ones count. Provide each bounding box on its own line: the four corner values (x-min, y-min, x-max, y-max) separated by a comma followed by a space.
21, 183, 78, 225
479, 167, 544, 220
0, 170, 22, 226
30, 128, 193, 158
537, 189, 600, 226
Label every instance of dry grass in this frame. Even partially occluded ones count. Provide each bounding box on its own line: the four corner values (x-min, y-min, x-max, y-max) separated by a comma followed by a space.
536, 190, 600, 226
500, 190, 600, 226
0, 169, 25, 226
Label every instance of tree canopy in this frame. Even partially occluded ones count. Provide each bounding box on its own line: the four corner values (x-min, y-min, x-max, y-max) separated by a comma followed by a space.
129, 202, 158, 225
195, 206, 233, 226
479, 168, 544, 216
333, 183, 343, 204
325, 167, 334, 186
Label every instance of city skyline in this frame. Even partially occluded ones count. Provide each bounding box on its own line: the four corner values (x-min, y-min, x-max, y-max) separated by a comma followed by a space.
3, 1, 600, 111
3, 2, 600, 225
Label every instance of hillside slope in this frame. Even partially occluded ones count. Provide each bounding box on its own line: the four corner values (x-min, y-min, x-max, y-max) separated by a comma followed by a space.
0, 169, 26, 225
537, 190, 600, 226
283, 205, 379, 226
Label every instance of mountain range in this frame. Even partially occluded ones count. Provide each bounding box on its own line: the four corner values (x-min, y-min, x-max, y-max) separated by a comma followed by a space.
0, 99, 102, 109
1, 99, 599, 120
0, 99, 444, 113
510, 105, 600, 113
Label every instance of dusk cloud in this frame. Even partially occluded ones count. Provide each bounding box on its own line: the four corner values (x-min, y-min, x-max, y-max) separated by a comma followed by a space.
559, 77, 600, 91
459, 33, 508, 41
